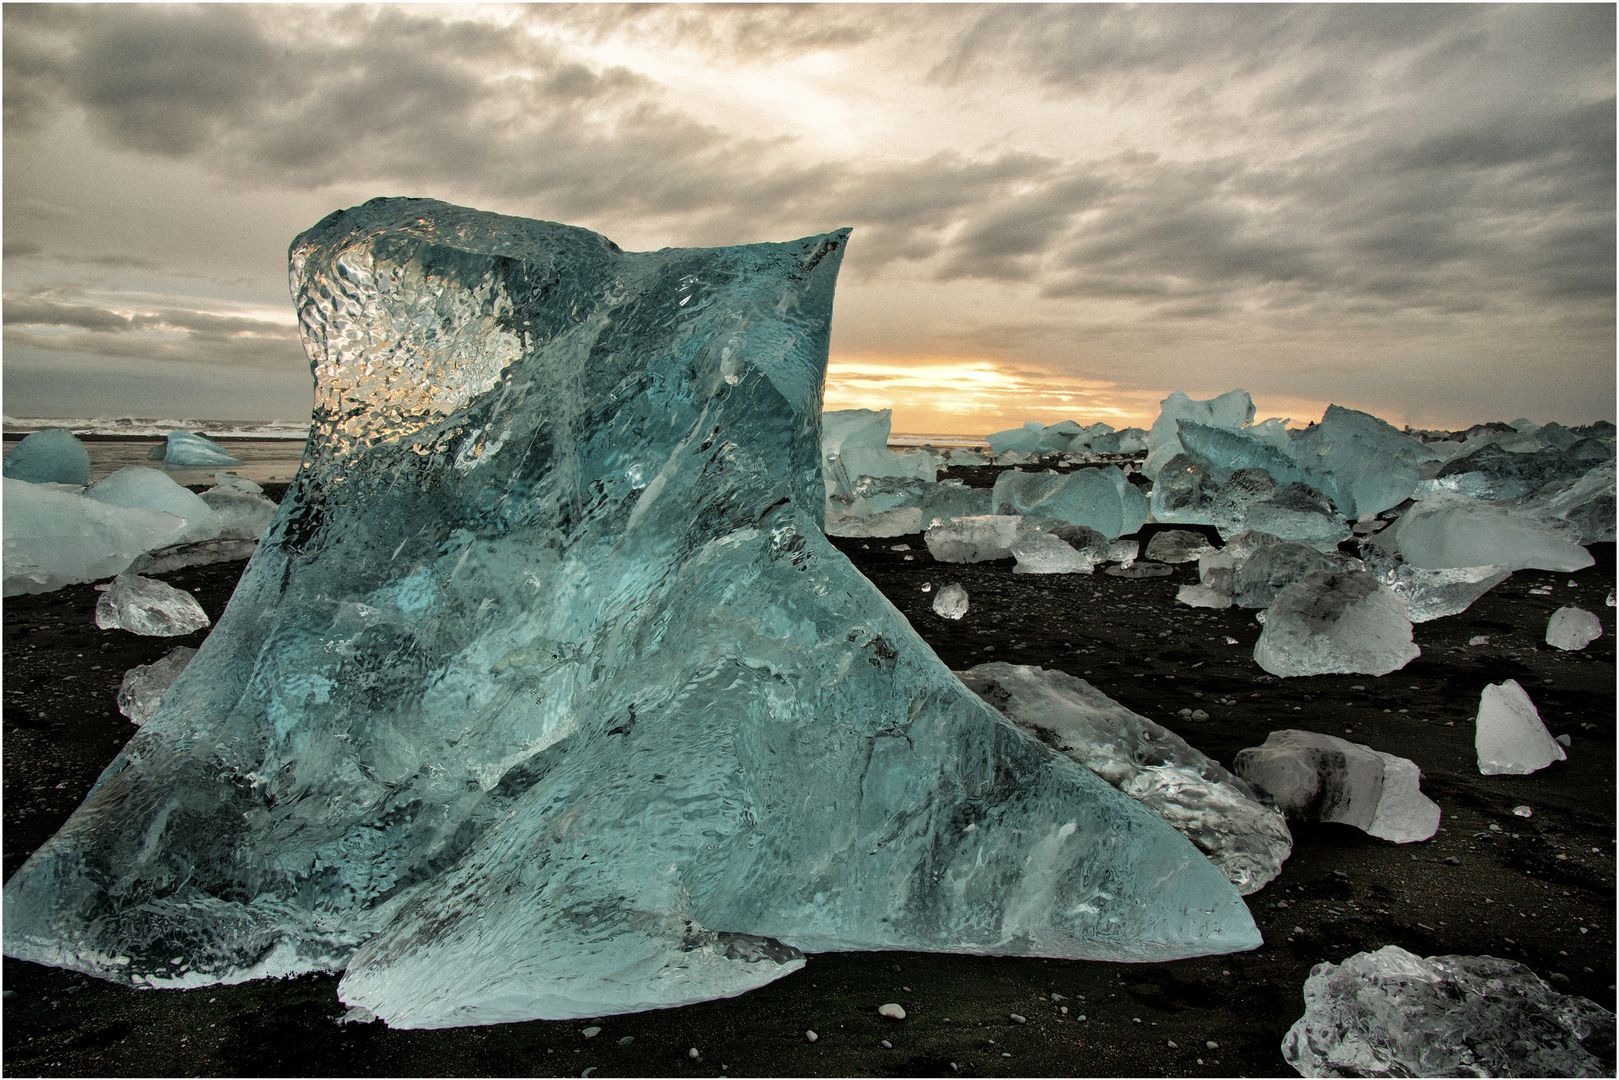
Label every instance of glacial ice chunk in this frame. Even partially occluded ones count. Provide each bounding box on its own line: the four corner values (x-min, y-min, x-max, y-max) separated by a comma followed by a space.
1009, 525, 1108, 575
1380, 563, 1510, 623
1144, 529, 1217, 564
991, 466, 1148, 538
1240, 484, 1350, 553
825, 476, 990, 538
1281, 945, 1615, 1078
1148, 454, 1217, 525
117, 646, 198, 725
3, 428, 92, 486
2, 198, 1258, 1030
155, 431, 245, 467
1209, 468, 1279, 540
1178, 422, 1316, 491
1144, 390, 1255, 478
1430, 442, 1599, 502
199, 485, 281, 541
86, 466, 221, 546
1395, 493, 1593, 572
94, 573, 211, 637
986, 425, 1043, 454
1286, 405, 1440, 519
1546, 606, 1603, 651
1232, 730, 1440, 843
932, 582, 969, 619
1476, 680, 1565, 775
1519, 462, 1616, 544
2, 478, 185, 596
1253, 570, 1419, 678
959, 663, 1291, 894
924, 514, 1027, 562
1234, 542, 1362, 610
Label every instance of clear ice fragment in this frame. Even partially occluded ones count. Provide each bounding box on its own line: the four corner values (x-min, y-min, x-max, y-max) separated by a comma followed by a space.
1286, 405, 1440, 519
94, 573, 211, 637
1143, 390, 1255, 478
959, 663, 1291, 894
2, 428, 92, 486
1394, 493, 1593, 573
1234, 542, 1362, 610
1281, 945, 1614, 1078
1546, 606, 1603, 651
1379, 563, 1510, 623
932, 583, 970, 619
1208, 468, 1279, 541
1147, 454, 1218, 525
1240, 484, 1350, 553
199, 485, 281, 540
1233, 730, 1439, 843
117, 646, 199, 725
86, 466, 220, 546
2, 198, 1258, 1030
1144, 529, 1217, 564
991, 466, 1147, 538
1253, 571, 1419, 678
157, 431, 244, 467
1475, 680, 1565, 775
924, 515, 1027, 562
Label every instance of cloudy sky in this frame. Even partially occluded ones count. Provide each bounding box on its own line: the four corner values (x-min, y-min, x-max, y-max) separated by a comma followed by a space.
4, 3, 1614, 434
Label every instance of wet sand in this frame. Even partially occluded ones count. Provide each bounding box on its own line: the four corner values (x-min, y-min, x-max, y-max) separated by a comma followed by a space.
3, 473, 1614, 1077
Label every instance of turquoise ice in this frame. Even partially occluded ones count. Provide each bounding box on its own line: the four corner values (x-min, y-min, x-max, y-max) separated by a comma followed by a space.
2, 198, 1258, 1028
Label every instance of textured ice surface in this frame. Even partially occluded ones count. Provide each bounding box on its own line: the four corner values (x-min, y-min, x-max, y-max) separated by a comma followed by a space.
991, 466, 1148, 538
1176, 584, 1232, 609
1178, 422, 1318, 492
1380, 563, 1510, 623
1281, 945, 1615, 1078
131, 539, 262, 576
3, 428, 93, 486
932, 582, 969, 619
1431, 441, 1600, 501
94, 573, 211, 637
1476, 680, 1565, 775
1144, 529, 1217, 565
1233, 731, 1439, 844
959, 664, 1290, 894
1546, 606, 1603, 651
1240, 484, 1350, 553
986, 425, 1043, 454
825, 477, 989, 538
1234, 543, 1362, 610
1209, 468, 1280, 540
2, 478, 184, 596
1254, 571, 1418, 678
1395, 493, 1593, 572
155, 430, 244, 467
2, 199, 1257, 1029
1520, 462, 1616, 543
1009, 525, 1108, 575
86, 467, 220, 546
118, 646, 199, 725
1148, 454, 1217, 525
1286, 406, 1439, 519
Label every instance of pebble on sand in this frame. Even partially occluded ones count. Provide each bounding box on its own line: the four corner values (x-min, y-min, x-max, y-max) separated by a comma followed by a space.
1009, 1013, 1027, 1024
879, 1003, 906, 1020
805, 1030, 818, 1042
580, 1026, 601, 1039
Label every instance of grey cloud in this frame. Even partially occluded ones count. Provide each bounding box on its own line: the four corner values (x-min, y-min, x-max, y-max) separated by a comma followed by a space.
4, 323, 306, 372
5, 297, 296, 342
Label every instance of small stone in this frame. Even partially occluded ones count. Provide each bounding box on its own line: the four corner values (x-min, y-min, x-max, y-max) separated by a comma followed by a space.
1167, 1040, 1178, 1048
1293, 925, 1306, 935
878, 1003, 906, 1020
1009, 1013, 1026, 1024
1555, 733, 1571, 746
618, 1036, 635, 1046
688, 1048, 701, 1060
880, 1040, 892, 1049
581, 1026, 601, 1038
1206, 1040, 1219, 1050
1469, 635, 1490, 646
1076, 1014, 1086, 1021
1190, 709, 1209, 721
805, 1030, 818, 1042
1444, 856, 1462, 865
1060, 1006, 1068, 1015
1133, 1016, 1142, 1024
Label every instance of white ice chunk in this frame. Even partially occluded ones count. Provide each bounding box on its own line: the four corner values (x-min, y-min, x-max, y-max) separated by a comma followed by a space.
87, 466, 221, 546
1281, 945, 1614, 1078
1395, 493, 1593, 572
1144, 529, 1217, 565
117, 646, 199, 725
1234, 542, 1362, 610
2, 478, 185, 596
932, 582, 969, 619
1233, 730, 1440, 843
1545, 606, 1603, 651
991, 466, 1148, 538
94, 573, 211, 637
986, 425, 1042, 454
1144, 390, 1255, 478
1010, 525, 1108, 575
3, 428, 92, 486
213, 472, 264, 494
1176, 584, 1233, 609
924, 514, 1027, 562
960, 663, 1291, 894
1475, 680, 1565, 775
198, 485, 281, 541
1253, 570, 1419, 678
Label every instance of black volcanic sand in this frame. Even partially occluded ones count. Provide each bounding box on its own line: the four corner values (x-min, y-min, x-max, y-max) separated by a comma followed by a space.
3, 474, 1615, 1078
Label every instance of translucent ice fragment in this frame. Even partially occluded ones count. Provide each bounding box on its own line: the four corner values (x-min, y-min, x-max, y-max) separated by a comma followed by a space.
1395, 493, 1593, 572
1144, 390, 1255, 478
1144, 529, 1217, 565
1545, 606, 1602, 651
1148, 455, 1217, 525
2, 478, 184, 596
1233, 730, 1439, 843
130, 539, 261, 576
199, 485, 281, 540
3, 199, 1258, 1030
1281, 945, 1614, 1078
1240, 484, 1350, 553
1431, 442, 1599, 502
924, 515, 1027, 562
3, 428, 92, 486
1176, 584, 1232, 609
117, 646, 198, 725
158, 431, 244, 467
1518, 462, 1616, 544
1234, 542, 1362, 610
960, 663, 1291, 894
1380, 563, 1510, 623
86, 466, 220, 546
1475, 680, 1565, 775
1253, 570, 1419, 678
94, 573, 211, 637
1286, 405, 1441, 518
1009, 525, 1109, 575
1209, 468, 1279, 541
986, 426, 1043, 454
932, 583, 969, 619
